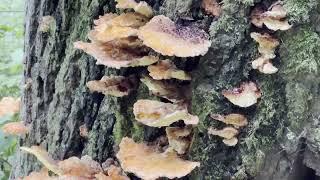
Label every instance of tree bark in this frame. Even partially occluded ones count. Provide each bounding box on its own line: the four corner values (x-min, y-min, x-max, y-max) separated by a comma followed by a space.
10, 0, 320, 179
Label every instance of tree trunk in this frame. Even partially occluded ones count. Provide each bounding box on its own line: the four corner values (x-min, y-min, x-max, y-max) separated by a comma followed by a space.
10, 0, 320, 179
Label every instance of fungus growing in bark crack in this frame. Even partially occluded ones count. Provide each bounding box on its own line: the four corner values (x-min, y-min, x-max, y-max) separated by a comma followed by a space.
38, 16, 55, 32
201, 0, 222, 17
74, 41, 158, 69
116, 137, 200, 179
0, 96, 20, 117
79, 124, 89, 138
88, 13, 148, 43
166, 126, 192, 154
86, 75, 138, 97
140, 76, 187, 103
138, 15, 211, 57
147, 59, 191, 80
115, 0, 153, 18
222, 82, 261, 107
20, 146, 62, 175
133, 99, 199, 127
250, 3, 292, 31
2, 121, 29, 135
210, 113, 248, 128
250, 32, 279, 74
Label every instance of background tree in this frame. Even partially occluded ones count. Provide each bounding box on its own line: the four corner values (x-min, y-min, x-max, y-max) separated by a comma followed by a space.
9, 0, 320, 179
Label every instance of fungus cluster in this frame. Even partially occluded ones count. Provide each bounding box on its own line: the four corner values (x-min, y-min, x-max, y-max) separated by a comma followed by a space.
250, 2, 291, 74
208, 114, 248, 146
20, 0, 211, 179
20, 146, 129, 179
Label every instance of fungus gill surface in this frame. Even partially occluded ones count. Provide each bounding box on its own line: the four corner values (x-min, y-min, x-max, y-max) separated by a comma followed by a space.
138, 15, 211, 57
116, 137, 200, 179
86, 75, 138, 97
2, 121, 29, 135
140, 76, 186, 103
250, 3, 292, 31
133, 99, 199, 127
222, 82, 261, 107
147, 59, 191, 80
166, 126, 192, 154
74, 41, 158, 69
115, 0, 153, 18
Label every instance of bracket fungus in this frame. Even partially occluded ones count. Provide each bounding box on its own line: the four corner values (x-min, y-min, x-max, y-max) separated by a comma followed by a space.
86, 76, 138, 97
2, 121, 29, 135
250, 3, 292, 31
88, 13, 148, 43
250, 32, 279, 74
201, 0, 222, 17
208, 127, 239, 146
115, 0, 153, 18
133, 99, 199, 127
222, 137, 238, 147
210, 113, 248, 128
58, 156, 102, 178
138, 15, 211, 57
116, 137, 200, 179
141, 76, 186, 103
166, 126, 192, 154
74, 41, 158, 69
222, 82, 262, 107
147, 60, 191, 80
0, 96, 20, 117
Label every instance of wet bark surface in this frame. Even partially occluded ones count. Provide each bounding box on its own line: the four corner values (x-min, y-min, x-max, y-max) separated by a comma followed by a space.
10, 0, 320, 179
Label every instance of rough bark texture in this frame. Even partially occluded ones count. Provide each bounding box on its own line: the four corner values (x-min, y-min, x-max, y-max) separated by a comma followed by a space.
9, 0, 320, 179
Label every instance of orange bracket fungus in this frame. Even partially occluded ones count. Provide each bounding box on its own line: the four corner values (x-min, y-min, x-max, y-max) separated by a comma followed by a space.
147, 60, 191, 80
0, 96, 20, 117
133, 99, 199, 127
116, 137, 200, 179
2, 121, 29, 135
210, 113, 248, 128
86, 75, 138, 97
21, 168, 52, 180
166, 126, 192, 154
250, 3, 292, 31
201, 0, 222, 17
138, 15, 211, 57
140, 76, 186, 103
115, 0, 153, 18
222, 82, 262, 107
20, 146, 62, 175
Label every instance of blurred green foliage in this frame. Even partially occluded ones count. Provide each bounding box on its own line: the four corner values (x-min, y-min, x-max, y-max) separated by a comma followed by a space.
0, 0, 24, 179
